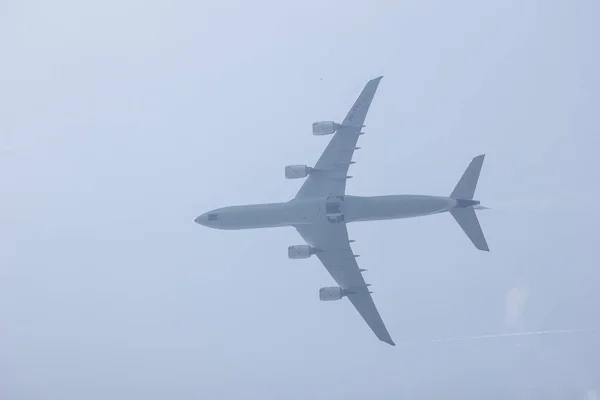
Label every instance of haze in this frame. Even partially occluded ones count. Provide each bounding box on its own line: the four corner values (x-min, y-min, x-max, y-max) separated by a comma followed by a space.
1, 1, 599, 398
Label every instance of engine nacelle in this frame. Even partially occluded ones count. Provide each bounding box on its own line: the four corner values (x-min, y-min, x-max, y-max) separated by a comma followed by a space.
319, 286, 347, 301
285, 164, 313, 179
312, 121, 340, 135
288, 244, 317, 259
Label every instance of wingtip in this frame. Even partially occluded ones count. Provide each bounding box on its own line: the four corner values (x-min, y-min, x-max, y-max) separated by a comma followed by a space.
381, 337, 396, 346
373, 75, 384, 81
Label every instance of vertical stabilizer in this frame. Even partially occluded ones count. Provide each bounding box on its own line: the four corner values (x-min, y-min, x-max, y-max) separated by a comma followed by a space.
449, 155, 489, 251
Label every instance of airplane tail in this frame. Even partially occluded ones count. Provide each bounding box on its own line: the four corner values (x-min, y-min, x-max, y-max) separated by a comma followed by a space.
449, 154, 490, 251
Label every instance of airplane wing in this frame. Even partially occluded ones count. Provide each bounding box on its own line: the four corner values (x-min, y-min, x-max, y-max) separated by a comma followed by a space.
294, 222, 395, 346
294, 76, 383, 199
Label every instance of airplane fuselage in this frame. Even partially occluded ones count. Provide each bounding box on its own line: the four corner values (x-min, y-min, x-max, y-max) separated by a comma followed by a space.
193, 74, 491, 347
195, 194, 459, 230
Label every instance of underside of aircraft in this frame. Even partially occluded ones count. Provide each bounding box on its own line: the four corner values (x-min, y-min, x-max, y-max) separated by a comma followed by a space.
195, 77, 490, 345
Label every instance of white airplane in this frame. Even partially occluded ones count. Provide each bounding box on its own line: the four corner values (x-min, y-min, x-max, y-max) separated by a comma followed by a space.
195, 76, 489, 346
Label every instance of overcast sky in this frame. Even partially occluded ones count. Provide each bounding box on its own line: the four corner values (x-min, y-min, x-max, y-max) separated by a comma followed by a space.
1, 1, 599, 399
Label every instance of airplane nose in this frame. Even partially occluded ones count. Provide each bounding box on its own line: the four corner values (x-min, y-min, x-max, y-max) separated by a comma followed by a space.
194, 214, 207, 225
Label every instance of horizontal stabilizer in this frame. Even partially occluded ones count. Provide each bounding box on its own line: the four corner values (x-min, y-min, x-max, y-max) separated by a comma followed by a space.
450, 207, 489, 251
451, 154, 485, 200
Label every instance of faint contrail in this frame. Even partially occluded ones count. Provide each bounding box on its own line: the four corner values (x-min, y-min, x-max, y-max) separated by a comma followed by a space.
399, 328, 595, 347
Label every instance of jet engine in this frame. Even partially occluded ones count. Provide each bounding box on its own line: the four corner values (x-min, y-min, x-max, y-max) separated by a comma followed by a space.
319, 286, 349, 301
288, 245, 317, 259
285, 165, 313, 179
312, 121, 340, 135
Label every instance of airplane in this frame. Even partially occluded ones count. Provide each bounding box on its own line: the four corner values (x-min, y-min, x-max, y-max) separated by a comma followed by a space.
194, 76, 489, 346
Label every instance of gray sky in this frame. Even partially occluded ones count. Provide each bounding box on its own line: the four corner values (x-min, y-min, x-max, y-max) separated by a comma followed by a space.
1, 1, 599, 398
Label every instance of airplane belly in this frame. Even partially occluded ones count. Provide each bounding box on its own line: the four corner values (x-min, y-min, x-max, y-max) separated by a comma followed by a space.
209, 203, 291, 230
202, 195, 455, 229
230, 208, 286, 229
209, 199, 324, 230
345, 195, 455, 222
